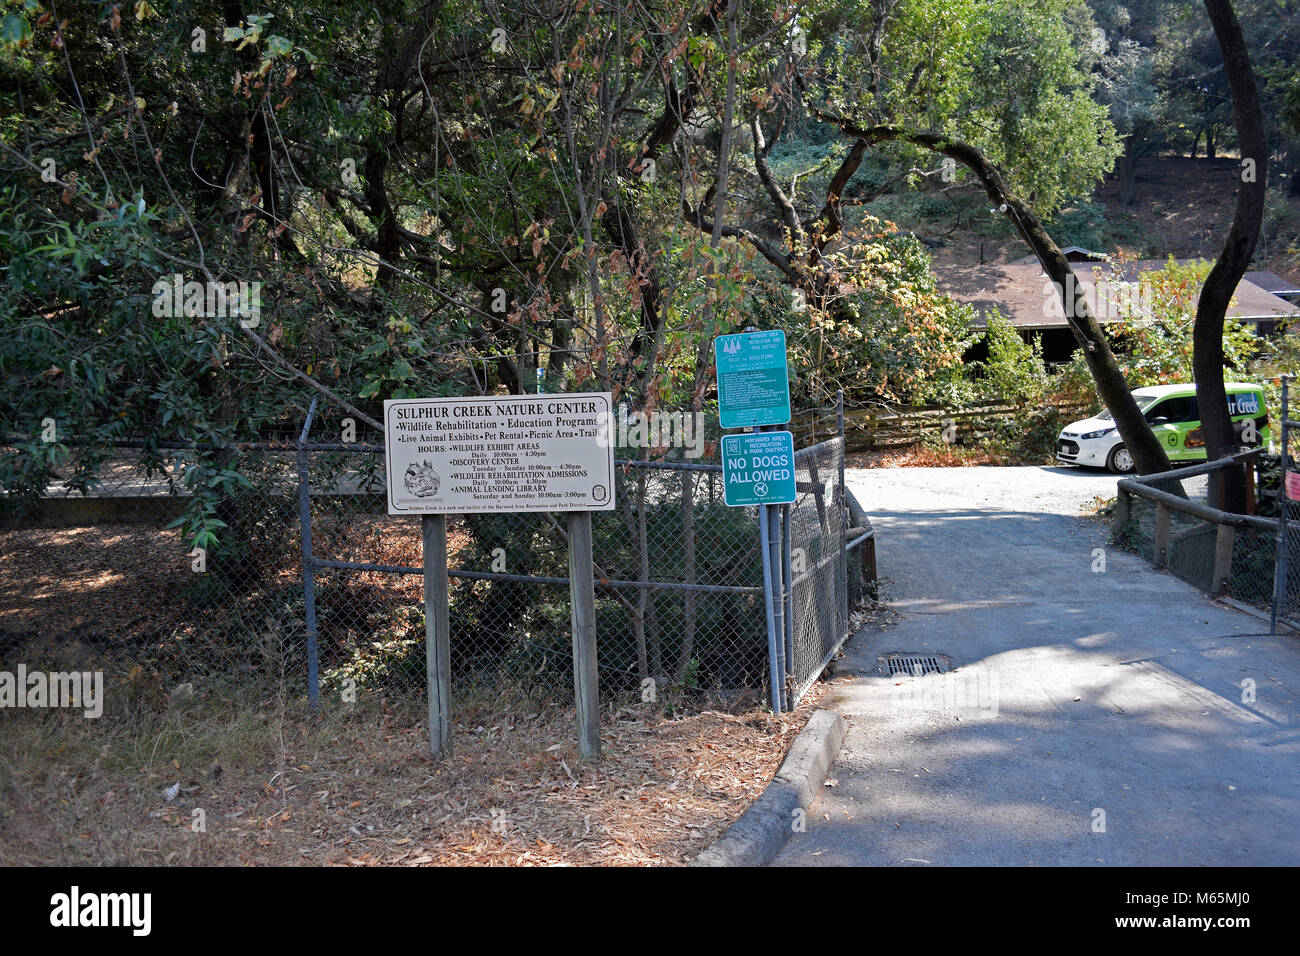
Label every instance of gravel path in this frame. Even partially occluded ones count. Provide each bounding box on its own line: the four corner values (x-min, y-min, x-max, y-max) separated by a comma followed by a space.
773, 464, 1300, 867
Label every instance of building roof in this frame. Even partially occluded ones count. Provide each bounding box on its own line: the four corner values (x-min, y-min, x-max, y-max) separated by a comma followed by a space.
1244, 270, 1300, 299
936, 259, 1300, 329
1010, 245, 1107, 264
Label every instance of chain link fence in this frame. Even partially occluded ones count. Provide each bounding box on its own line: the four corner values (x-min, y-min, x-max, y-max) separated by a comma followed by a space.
2, 401, 870, 716
1112, 453, 1283, 615
1, 438, 312, 706
1273, 514, 1300, 625
1267, 385, 1300, 626
787, 437, 848, 703
302, 441, 769, 707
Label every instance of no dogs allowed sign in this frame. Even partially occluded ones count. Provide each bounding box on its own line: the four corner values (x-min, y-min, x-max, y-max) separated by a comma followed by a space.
721, 431, 797, 507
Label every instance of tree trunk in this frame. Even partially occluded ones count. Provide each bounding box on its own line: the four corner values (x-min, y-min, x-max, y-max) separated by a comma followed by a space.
807, 113, 1174, 475
365, 150, 400, 289
1117, 135, 1139, 207
1196, 0, 1268, 513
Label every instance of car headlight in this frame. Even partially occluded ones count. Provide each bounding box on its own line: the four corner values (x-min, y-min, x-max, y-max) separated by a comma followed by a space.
1080, 427, 1114, 440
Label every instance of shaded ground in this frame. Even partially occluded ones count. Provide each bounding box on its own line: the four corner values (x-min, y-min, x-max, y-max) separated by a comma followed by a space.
774, 465, 1300, 866
0, 517, 463, 674
0, 510, 817, 867
0, 685, 822, 867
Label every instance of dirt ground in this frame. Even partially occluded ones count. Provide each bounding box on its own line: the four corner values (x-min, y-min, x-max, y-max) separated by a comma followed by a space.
929, 154, 1300, 282
0, 516, 465, 676
846, 445, 1014, 469
0, 677, 840, 866
0, 515, 854, 866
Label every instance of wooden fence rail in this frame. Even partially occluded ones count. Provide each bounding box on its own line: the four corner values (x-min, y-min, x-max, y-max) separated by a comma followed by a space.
1113, 449, 1271, 599
791, 398, 1093, 452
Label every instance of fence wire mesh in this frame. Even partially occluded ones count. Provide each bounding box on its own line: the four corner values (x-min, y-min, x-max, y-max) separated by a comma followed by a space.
3, 404, 866, 716
1271, 415, 1300, 624
304, 438, 769, 706
1, 441, 311, 708
1114, 465, 1283, 614
788, 437, 847, 703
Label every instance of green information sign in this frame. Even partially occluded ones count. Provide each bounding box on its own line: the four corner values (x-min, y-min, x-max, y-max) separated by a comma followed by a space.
721, 431, 797, 507
715, 330, 791, 429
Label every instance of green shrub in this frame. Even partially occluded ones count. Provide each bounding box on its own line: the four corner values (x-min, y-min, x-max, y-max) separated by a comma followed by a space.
979, 310, 1052, 406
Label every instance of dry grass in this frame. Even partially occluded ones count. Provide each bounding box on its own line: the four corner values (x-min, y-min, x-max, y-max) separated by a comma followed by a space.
0, 677, 831, 866
0, 500, 834, 867
846, 444, 1013, 469
1082, 494, 1118, 525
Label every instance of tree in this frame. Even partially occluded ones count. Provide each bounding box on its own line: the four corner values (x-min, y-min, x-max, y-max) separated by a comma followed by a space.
1194, 0, 1269, 512
1107, 257, 1258, 384
9, 0, 1239, 521
1090, 16, 1158, 207
805, 112, 1175, 474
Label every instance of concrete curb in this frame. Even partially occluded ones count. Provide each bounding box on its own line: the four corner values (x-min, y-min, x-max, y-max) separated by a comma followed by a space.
690, 709, 847, 867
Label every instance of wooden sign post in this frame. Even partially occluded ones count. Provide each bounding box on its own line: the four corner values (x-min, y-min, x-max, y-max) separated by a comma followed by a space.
422, 514, 452, 758
567, 511, 601, 760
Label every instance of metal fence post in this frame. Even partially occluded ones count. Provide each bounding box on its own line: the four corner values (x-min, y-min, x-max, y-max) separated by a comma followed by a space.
757, 502, 782, 714
767, 502, 787, 707
296, 397, 320, 711
1272, 375, 1291, 633
837, 389, 848, 639
781, 502, 794, 710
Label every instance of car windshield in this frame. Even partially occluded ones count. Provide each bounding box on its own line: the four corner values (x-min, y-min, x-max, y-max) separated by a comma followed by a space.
1094, 397, 1158, 422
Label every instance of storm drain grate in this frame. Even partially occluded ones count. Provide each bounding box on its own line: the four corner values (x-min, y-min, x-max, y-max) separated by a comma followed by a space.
885, 655, 947, 676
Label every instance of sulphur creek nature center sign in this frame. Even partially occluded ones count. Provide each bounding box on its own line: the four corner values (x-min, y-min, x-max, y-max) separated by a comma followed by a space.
383, 394, 616, 515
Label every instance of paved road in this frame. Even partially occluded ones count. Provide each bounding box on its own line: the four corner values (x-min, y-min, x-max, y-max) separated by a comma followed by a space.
773, 465, 1300, 866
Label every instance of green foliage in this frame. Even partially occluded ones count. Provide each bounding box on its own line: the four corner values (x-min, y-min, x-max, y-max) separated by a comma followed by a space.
974, 311, 1097, 461
1045, 199, 1144, 253
0, 0, 1222, 629
990, 404, 1082, 463
980, 311, 1052, 406
783, 232, 979, 407
321, 603, 423, 693
1247, 319, 1300, 419
869, 0, 1123, 217
1108, 257, 1258, 386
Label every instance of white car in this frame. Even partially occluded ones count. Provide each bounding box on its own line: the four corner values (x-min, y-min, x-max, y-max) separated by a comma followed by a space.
1056, 382, 1272, 474
1055, 408, 1130, 472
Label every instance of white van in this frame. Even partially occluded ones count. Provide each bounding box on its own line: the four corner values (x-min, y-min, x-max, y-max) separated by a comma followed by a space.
1055, 382, 1271, 474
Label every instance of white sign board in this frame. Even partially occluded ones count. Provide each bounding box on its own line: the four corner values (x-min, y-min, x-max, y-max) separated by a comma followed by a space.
383, 393, 615, 515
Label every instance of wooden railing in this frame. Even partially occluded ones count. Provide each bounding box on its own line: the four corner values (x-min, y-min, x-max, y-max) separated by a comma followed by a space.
1113, 449, 1273, 597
